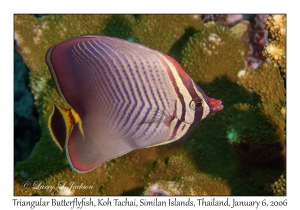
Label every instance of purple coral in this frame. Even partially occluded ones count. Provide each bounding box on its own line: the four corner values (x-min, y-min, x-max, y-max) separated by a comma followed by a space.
246, 15, 269, 69
144, 183, 171, 196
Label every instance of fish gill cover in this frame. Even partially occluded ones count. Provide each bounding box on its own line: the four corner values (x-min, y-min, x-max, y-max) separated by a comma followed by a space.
14, 14, 285, 196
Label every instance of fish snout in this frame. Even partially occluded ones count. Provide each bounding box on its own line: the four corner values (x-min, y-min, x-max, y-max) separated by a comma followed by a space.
207, 98, 223, 113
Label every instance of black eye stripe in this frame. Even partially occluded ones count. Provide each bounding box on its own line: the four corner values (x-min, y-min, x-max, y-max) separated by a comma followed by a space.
195, 102, 202, 107
189, 99, 203, 111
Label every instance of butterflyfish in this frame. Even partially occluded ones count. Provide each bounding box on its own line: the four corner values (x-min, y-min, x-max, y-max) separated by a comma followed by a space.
46, 35, 223, 172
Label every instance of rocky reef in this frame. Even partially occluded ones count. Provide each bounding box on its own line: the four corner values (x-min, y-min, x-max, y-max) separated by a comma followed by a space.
14, 14, 286, 196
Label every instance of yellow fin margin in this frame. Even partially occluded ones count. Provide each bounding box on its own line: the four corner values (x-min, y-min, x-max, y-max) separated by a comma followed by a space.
70, 109, 85, 139
48, 105, 74, 151
146, 137, 180, 148
48, 104, 85, 151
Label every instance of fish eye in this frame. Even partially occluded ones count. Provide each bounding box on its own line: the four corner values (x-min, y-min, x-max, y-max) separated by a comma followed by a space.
189, 99, 203, 111
195, 102, 202, 108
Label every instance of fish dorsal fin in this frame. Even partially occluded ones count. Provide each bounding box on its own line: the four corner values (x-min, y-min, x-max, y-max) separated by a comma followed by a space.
48, 104, 75, 151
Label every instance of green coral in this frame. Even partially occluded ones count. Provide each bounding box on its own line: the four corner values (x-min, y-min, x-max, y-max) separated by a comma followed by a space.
237, 63, 286, 145
220, 62, 285, 170
226, 105, 285, 167
237, 63, 285, 103
14, 14, 285, 196
181, 22, 246, 84
131, 15, 203, 56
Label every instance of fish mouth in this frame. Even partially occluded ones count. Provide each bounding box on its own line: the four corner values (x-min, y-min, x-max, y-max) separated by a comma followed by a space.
207, 98, 223, 113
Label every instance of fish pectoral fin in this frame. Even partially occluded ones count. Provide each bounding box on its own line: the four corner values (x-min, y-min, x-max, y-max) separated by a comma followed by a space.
70, 108, 85, 139
138, 109, 170, 125
48, 104, 75, 151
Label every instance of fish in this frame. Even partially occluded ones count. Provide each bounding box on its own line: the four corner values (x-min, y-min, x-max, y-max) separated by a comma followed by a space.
46, 35, 223, 172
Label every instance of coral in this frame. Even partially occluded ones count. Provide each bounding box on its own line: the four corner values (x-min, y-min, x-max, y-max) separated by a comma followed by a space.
230, 20, 250, 38
225, 105, 285, 168
244, 15, 269, 69
237, 63, 286, 143
144, 174, 230, 196
131, 15, 203, 55
14, 14, 286, 196
227, 127, 241, 144
262, 15, 286, 79
271, 172, 286, 196
181, 22, 246, 84
221, 62, 285, 172
224, 63, 286, 168
201, 14, 243, 26
56, 186, 74, 196
237, 63, 285, 103
202, 15, 269, 70
143, 181, 181, 196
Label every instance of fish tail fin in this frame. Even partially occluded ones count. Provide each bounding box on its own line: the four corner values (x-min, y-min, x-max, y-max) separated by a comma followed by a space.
48, 104, 75, 151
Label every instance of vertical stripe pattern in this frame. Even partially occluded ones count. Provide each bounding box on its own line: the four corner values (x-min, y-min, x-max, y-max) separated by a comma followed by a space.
46, 35, 223, 172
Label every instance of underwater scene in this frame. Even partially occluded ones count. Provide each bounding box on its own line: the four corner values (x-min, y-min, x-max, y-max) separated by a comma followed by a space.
14, 14, 286, 196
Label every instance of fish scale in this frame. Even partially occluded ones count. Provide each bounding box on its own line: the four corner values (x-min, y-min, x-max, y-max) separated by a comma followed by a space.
46, 35, 223, 172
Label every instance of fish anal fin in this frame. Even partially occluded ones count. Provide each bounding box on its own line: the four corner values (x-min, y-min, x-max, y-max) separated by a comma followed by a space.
146, 138, 180, 148
67, 122, 133, 173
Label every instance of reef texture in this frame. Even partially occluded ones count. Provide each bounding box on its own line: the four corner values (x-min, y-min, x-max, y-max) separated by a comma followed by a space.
181, 21, 246, 84
143, 175, 230, 196
14, 14, 286, 196
271, 172, 286, 196
262, 15, 286, 80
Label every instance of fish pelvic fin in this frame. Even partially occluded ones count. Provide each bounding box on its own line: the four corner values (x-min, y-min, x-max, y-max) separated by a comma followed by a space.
70, 108, 85, 139
48, 104, 85, 151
